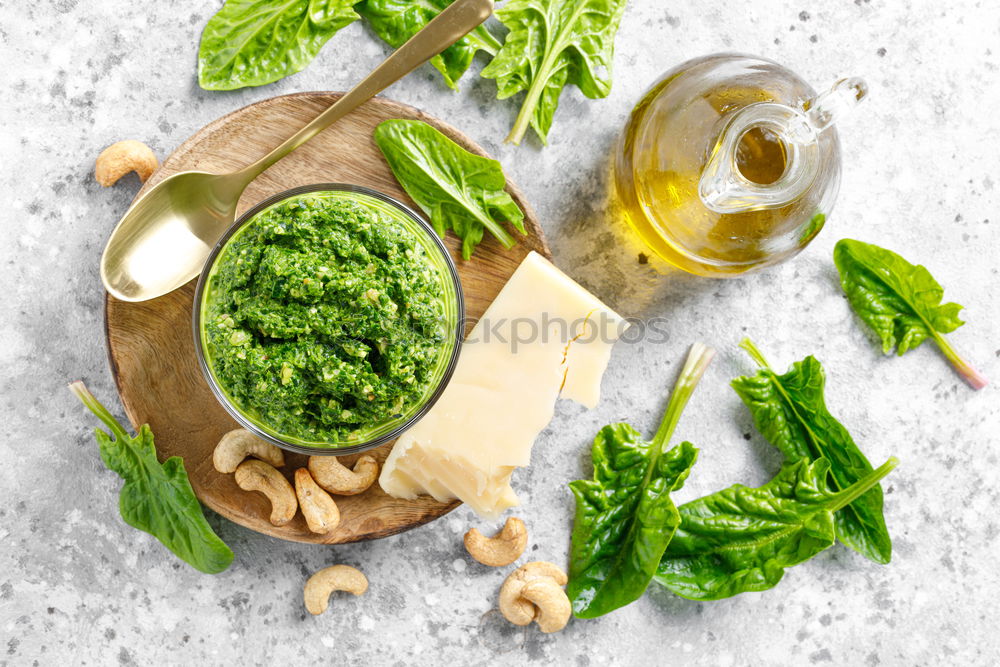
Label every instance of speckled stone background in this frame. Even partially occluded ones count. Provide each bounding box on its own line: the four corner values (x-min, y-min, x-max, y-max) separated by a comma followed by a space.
2, 0, 999, 664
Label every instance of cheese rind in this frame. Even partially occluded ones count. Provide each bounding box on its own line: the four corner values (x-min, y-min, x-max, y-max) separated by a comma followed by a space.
379, 251, 627, 517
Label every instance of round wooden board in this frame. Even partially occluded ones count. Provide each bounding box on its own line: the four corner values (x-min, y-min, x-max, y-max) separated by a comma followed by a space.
105, 92, 550, 544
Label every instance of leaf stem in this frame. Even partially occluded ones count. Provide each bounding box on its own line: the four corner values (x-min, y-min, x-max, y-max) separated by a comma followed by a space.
827, 457, 899, 513
483, 217, 516, 249
930, 332, 988, 390
739, 338, 771, 370
651, 343, 716, 452
506, 80, 546, 145
505, 43, 562, 145
68, 381, 129, 442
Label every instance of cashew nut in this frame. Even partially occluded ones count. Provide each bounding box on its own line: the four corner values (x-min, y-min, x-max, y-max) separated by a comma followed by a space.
94, 140, 158, 187
520, 580, 571, 633
308, 454, 378, 495
213, 429, 285, 473
464, 517, 527, 567
303, 565, 368, 615
234, 460, 297, 526
498, 561, 568, 627
294, 468, 340, 534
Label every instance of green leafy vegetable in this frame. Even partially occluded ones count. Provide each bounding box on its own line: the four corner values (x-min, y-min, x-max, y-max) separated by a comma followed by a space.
198, 0, 359, 91
731, 339, 892, 565
374, 119, 526, 259
567, 343, 713, 618
356, 0, 501, 90
833, 238, 987, 389
654, 457, 898, 601
69, 382, 234, 574
481, 0, 630, 145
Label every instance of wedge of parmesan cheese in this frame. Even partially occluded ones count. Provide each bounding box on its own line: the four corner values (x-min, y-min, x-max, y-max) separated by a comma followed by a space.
379, 251, 627, 518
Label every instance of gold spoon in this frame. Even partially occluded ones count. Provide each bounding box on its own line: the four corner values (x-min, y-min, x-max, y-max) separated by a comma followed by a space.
101, 0, 495, 302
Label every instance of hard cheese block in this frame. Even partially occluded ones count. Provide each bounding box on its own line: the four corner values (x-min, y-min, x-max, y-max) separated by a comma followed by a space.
379, 251, 627, 517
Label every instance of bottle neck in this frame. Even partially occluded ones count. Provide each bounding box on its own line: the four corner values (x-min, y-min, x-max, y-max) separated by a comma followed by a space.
698, 78, 868, 214
699, 103, 820, 213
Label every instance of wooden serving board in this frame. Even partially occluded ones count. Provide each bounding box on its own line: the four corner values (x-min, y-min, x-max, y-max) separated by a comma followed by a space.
105, 92, 550, 544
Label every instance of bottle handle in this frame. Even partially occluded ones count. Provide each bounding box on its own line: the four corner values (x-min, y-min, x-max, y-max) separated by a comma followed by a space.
698, 78, 868, 214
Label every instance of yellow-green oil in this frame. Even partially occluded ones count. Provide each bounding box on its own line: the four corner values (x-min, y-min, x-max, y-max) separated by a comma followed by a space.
613, 78, 824, 277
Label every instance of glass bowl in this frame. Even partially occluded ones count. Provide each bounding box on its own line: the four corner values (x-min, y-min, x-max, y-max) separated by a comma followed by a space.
192, 183, 464, 456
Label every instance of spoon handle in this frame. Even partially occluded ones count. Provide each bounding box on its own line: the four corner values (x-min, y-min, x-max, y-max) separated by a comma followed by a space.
238, 0, 495, 182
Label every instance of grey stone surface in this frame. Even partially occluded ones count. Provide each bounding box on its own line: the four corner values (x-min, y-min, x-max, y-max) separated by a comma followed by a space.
2, 0, 999, 664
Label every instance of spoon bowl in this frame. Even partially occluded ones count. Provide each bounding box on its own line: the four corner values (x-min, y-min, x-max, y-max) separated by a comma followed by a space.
101, 171, 247, 301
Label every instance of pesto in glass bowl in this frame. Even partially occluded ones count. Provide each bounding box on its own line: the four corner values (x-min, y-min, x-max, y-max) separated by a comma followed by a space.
194, 184, 463, 455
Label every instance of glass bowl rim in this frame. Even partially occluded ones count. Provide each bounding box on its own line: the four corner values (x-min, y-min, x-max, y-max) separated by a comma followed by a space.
191, 183, 465, 457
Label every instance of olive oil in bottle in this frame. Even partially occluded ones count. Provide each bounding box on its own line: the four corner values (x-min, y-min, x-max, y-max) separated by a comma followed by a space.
613, 54, 864, 277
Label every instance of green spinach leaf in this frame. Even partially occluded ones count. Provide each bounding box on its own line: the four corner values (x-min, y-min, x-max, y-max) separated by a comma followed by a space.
198, 0, 359, 91
481, 0, 630, 145
731, 339, 892, 564
69, 382, 234, 574
567, 344, 712, 618
834, 238, 987, 389
374, 119, 526, 259
654, 457, 898, 601
356, 0, 501, 90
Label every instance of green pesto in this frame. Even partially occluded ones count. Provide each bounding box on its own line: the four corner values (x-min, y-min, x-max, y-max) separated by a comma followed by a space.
201, 191, 457, 447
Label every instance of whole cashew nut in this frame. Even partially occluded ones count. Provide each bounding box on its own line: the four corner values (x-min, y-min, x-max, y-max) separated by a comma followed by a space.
94, 140, 159, 187
303, 565, 368, 615
520, 580, 571, 633
234, 460, 297, 526
464, 517, 527, 567
213, 429, 285, 473
294, 468, 340, 535
308, 455, 378, 495
498, 561, 568, 627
